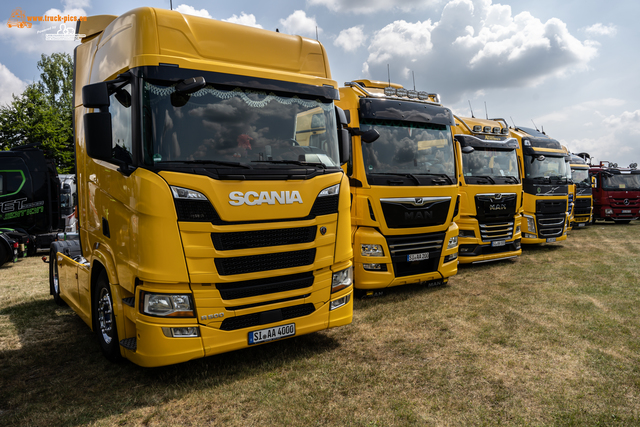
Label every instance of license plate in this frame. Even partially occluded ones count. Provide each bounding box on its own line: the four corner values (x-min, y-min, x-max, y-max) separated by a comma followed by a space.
248, 323, 295, 345
408, 252, 429, 261
578, 223, 585, 227
546, 237, 556, 243
622, 210, 631, 213
491, 240, 505, 247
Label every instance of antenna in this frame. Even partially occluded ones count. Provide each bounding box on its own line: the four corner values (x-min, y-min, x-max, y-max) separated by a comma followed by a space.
531, 119, 539, 132
412, 71, 416, 91
387, 64, 391, 87
170, 0, 173, 10
468, 101, 475, 118
541, 125, 545, 135
510, 116, 516, 128
484, 102, 488, 120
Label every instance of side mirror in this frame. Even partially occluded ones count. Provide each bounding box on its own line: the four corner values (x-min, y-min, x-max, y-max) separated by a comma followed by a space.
360, 129, 380, 144
338, 129, 350, 165
82, 82, 109, 109
84, 112, 113, 161
461, 146, 474, 154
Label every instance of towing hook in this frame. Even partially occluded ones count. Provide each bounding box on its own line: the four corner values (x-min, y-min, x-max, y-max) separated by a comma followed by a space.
42, 256, 49, 264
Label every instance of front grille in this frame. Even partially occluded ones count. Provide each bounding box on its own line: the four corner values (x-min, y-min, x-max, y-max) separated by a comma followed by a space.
536, 199, 568, 214
380, 198, 450, 229
574, 198, 592, 217
536, 214, 565, 237
212, 226, 316, 251
310, 195, 339, 216
219, 303, 315, 331
611, 198, 640, 208
214, 249, 316, 276
475, 193, 517, 223
385, 232, 444, 277
216, 272, 314, 300
479, 221, 514, 242
175, 199, 220, 222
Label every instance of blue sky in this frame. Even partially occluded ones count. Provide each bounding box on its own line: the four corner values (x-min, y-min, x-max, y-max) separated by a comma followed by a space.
1, 0, 638, 167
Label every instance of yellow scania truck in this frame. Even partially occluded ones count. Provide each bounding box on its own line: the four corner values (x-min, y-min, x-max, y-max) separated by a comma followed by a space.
509, 127, 569, 244
568, 153, 593, 227
337, 80, 459, 295
48, 8, 354, 367
452, 117, 522, 263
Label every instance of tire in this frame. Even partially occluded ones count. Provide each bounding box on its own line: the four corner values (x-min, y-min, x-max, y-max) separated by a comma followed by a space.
49, 247, 66, 306
93, 271, 122, 362
614, 220, 631, 224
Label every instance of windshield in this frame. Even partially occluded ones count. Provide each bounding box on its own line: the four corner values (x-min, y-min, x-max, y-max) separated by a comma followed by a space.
603, 173, 640, 190
142, 80, 340, 168
462, 148, 519, 183
524, 155, 568, 181
571, 168, 590, 187
360, 120, 455, 180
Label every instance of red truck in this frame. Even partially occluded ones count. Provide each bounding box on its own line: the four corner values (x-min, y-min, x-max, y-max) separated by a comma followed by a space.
589, 162, 640, 224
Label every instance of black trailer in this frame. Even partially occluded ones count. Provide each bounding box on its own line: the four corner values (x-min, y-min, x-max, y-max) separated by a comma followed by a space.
0, 143, 63, 256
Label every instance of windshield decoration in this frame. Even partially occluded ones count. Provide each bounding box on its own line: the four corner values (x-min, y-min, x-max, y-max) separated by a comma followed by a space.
143, 81, 340, 168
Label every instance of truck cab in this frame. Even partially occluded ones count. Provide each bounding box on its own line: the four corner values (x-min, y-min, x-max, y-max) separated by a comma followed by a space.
509, 127, 569, 244
568, 154, 593, 227
453, 117, 522, 263
337, 80, 459, 294
589, 162, 640, 224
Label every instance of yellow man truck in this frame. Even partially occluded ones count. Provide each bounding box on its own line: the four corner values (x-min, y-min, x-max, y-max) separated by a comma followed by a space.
337, 80, 459, 295
48, 7, 354, 367
509, 127, 569, 244
568, 153, 593, 227
452, 117, 522, 263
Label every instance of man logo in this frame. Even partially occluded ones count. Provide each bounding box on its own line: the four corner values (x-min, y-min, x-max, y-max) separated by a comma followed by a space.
493, 193, 502, 200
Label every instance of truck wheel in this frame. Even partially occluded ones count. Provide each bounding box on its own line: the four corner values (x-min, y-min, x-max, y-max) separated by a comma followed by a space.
93, 271, 122, 362
614, 220, 631, 224
49, 248, 66, 306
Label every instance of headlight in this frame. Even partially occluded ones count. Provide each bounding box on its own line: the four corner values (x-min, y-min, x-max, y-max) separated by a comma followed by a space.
319, 184, 340, 197
170, 186, 208, 200
447, 236, 458, 249
361, 244, 384, 257
332, 267, 353, 293
524, 215, 536, 233
141, 292, 195, 317
605, 209, 613, 215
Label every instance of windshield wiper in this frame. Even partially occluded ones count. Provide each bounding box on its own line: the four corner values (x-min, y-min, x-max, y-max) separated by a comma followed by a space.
157, 160, 252, 169
531, 176, 551, 183
371, 172, 421, 185
251, 160, 327, 168
548, 175, 568, 183
474, 175, 496, 184
504, 175, 520, 184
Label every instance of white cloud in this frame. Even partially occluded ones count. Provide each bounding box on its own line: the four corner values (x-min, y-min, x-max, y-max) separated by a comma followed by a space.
535, 98, 626, 124
361, 0, 599, 103
175, 4, 212, 19
0, 63, 27, 107
584, 23, 617, 37
223, 12, 263, 29
308, 0, 440, 14
334, 26, 367, 52
279, 10, 321, 37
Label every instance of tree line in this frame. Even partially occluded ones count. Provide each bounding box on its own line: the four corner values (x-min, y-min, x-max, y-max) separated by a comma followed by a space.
0, 53, 74, 173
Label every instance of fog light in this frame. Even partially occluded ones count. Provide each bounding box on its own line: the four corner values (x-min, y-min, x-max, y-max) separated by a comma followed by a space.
444, 252, 458, 263
524, 233, 537, 239
447, 236, 458, 249
515, 225, 521, 234
330, 294, 351, 311
162, 327, 200, 337
605, 209, 613, 215
363, 263, 386, 271
459, 229, 475, 238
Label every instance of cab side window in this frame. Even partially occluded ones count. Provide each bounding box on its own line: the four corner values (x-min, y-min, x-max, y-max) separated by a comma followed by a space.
109, 86, 132, 164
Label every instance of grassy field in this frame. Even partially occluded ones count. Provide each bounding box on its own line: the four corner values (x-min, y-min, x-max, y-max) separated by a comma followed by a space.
1, 222, 640, 426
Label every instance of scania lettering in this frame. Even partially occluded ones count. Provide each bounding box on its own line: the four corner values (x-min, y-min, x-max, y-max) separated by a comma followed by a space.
452, 117, 522, 263
228, 190, 304, 206
47, 8, 353, 367
337, 80, 459, 295
509, 127, 569, 244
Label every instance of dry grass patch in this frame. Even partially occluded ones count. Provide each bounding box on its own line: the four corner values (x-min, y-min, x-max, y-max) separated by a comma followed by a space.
1, 223, 640, 426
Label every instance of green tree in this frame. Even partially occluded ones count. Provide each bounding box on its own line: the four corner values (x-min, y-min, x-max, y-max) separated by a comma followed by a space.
0, 52, 74, 173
